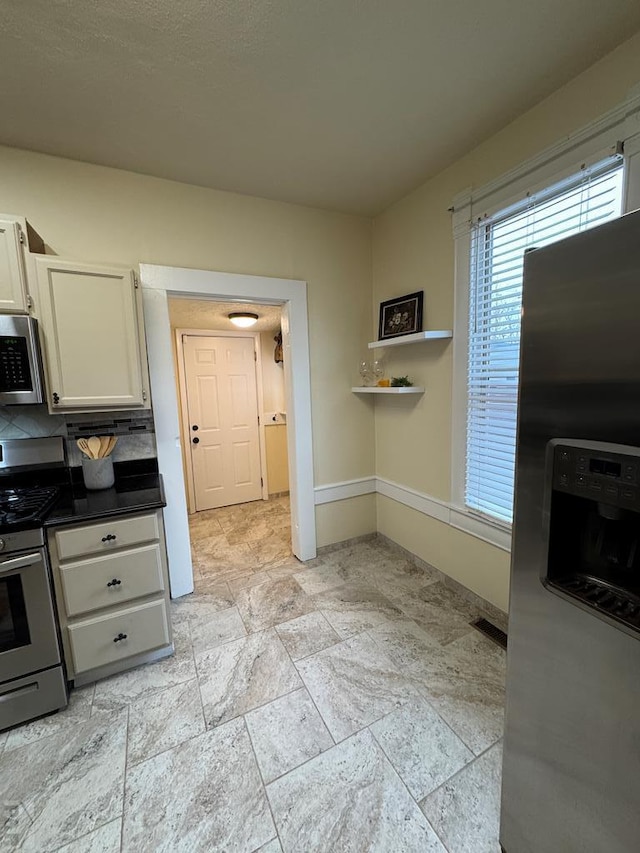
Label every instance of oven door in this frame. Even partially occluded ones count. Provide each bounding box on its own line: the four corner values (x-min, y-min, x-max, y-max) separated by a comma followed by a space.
0, 548, 61, 684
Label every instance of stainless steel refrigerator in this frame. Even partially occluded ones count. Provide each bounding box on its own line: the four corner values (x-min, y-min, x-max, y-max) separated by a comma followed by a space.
501, 209, 640, 853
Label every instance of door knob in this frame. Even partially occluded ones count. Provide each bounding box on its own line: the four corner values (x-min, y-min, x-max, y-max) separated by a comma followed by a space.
193, 436, 200, 444
192, 425, 199, 431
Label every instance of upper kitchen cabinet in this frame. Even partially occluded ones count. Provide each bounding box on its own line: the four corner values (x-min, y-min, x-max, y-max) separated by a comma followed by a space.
0, 215, 45, 314
35, 258, 151, 412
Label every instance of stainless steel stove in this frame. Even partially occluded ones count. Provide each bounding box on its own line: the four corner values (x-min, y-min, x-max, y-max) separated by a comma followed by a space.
0, 438, 68, 731
0, 486, 59, 529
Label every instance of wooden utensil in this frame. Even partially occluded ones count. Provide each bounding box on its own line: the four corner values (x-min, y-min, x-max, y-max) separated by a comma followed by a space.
107, 435, 118, 456
77, 437, 92, 458
88, 436, 101, 460
99, 436, 110, 458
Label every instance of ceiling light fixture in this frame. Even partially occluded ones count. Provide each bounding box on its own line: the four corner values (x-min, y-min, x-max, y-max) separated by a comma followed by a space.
228, 312, 259, 328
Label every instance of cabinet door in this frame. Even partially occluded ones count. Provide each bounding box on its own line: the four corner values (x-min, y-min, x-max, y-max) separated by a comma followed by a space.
0, 218, 28, 313
60, 543, 165, 617
54, 512, 159, 561
67, 598, 170, 675
36, 258, 145, 409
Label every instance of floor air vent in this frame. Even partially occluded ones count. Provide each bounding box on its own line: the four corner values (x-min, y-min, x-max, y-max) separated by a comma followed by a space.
471, 617, 508, 650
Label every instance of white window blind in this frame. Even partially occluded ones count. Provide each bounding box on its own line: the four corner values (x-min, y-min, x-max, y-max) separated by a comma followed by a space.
466, 156, 624, 524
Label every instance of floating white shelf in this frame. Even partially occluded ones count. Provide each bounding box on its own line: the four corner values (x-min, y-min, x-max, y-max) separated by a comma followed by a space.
352, 386, 425, 395
368, 330, 453, 349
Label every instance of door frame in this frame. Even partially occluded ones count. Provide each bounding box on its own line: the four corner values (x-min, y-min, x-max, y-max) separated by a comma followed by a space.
175, 327, 270, 513
140, 264, 316, 598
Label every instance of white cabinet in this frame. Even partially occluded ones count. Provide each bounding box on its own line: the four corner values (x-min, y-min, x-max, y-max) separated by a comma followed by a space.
0, 219, 27, 312
59, 543, 165, 617
35, 257, 150, 412
49, 509, 173, 684
67, 600, 170, 675
54, 511, 160, 560
0, 215, 45, 314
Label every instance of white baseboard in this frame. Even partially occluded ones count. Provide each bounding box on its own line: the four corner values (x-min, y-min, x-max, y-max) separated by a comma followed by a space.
313, 476, 377, 505
314, 475, 511, 552
375, 476, 449, 524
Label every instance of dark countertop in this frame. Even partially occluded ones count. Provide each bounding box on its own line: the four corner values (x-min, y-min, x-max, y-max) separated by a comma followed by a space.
44, 471, 166, 528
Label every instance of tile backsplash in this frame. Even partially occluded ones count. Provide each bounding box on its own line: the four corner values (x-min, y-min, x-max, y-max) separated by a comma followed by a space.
65, 411, 155, 437
0, 405, 66, 439
0, 405, 157, 467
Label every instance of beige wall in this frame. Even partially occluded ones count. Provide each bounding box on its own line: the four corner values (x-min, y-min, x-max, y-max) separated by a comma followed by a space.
316, 495, 377, 549
259, 332, 290, 495
259, 331, 285, 414
265, 424, 290, 495
372, 31, 640, 613
0, 147, 376, 543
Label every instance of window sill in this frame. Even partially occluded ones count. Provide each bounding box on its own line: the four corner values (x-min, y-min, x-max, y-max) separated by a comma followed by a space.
449, 506, 512, 552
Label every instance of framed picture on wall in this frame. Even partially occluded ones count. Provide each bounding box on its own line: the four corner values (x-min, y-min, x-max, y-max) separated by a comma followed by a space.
378, 291, 424, 340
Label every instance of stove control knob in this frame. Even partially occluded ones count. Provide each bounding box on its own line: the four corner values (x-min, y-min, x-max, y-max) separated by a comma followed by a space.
0, 538, 5, 552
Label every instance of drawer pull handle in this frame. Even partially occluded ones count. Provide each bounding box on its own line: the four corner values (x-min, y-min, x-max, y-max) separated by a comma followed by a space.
107, 578, 122, 587
113, 632, 128, 643
101, 534, 117, 543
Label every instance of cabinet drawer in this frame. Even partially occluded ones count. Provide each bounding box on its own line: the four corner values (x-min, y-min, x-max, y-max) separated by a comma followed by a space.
60, 543, 164, 617
68, 599, 170, 675
54, 513, 159, 560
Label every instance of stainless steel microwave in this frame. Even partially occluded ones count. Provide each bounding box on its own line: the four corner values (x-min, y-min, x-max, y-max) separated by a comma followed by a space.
0, 315, 45, 405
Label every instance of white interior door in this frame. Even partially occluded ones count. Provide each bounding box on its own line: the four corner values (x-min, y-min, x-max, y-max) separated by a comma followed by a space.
184, 334, 262, 511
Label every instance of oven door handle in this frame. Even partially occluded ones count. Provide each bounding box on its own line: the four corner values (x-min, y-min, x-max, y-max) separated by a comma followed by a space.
0, 552, 42, 573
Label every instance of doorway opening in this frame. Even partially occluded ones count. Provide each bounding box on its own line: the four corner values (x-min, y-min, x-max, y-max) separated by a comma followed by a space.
140, 264, 316, 599
170, 297, 294, 587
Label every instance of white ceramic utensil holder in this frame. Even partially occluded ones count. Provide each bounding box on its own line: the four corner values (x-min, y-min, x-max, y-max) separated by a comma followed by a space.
82, 457, 115, 490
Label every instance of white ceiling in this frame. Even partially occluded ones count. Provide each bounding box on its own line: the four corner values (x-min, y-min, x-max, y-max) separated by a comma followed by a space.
168, 298, 282, 332
2, 1, 640, 215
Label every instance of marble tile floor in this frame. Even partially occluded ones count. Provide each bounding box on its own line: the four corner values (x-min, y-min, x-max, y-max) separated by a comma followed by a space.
188, 495, 295, 586
0, 513, 506, 852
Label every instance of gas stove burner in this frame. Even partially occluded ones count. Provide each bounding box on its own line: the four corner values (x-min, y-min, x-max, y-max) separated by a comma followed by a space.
0, 485, 59, 530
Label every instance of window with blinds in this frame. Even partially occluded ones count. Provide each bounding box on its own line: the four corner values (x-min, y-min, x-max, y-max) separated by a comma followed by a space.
465, 156, 624, 524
